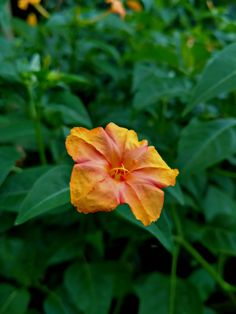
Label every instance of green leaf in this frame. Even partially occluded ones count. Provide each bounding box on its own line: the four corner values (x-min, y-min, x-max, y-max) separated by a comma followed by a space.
0, 61, 19, 82
0, 0, 8, 8
0, 2, 12, 42
188, 269, 215, 301
0, 118, 35, 145
203, 186, 236, 221
177, 118, 236, 176
129, 44, 178, 67
132, 65, 189, 110
166, 182, 185, 205
0, 236, 46, 285
200, 215, 236, 256
133, 79, 186, 110
44, 292, 66, 314
116, 205, 173, 252
0, 284, 30, 314
204, 308, 217, 314
0, 146, 21, 187
46, 71, 89, 86
0, 166, 51, 212
184, 43, 236, 115
48, 91, 92, 128
0, 213, 14, 233
135, 273, 203, 314
64, 263, 114, 314
29, 54, 41, 72
15, 165, 70, 224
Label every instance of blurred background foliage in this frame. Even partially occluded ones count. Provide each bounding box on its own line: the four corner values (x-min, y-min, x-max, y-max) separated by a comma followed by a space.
0, 0, 236, 313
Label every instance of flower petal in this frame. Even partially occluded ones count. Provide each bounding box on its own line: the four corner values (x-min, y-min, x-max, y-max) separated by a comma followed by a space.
123, 182, 164, 226
106, 0, 126, 18
69, 126, 119, 166
127, 167, 179, 188
105, 122, 147, 162
70, 163, 119, 213
65, 135, 108, 169
128, 146, 172, 171
127, 0, 142, 11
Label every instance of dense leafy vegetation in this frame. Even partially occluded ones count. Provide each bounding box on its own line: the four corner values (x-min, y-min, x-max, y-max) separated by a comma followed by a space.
0, 0, 236, 313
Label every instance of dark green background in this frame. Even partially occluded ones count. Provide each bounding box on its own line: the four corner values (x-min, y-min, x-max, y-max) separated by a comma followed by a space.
0, 1, 236, 313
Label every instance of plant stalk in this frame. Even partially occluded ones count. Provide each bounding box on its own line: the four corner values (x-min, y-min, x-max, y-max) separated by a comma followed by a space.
34, 4, 50, 18
169, 244, 180, 314
174, 236, 236, 293
28, 86, 47, 165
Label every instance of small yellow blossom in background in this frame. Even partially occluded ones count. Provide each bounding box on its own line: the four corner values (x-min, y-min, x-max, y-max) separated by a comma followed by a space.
106, 0, 126, 19
18, 0, 41, 10
127, 0, 142, 12
66, 123, 179, 226
26, 12, 38, 26
18, 0, 50, 19
206, 0, 214, 10
187, 36, 195, 49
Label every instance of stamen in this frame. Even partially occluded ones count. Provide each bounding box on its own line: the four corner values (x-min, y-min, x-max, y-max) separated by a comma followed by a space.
109, 164, 129, 181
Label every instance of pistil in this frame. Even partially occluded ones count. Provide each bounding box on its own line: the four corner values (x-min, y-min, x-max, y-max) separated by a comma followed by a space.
109, 164, 129, 181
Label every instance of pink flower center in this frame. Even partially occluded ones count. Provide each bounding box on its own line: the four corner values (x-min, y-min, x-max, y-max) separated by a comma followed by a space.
109, 164, 129, 181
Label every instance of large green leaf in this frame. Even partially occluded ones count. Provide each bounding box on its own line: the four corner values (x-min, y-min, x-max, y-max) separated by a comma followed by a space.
116, 205, 173, 252
0, 119, 34, 143
64, 263, 114, 314
15, 165, 70, 224
47, 91, 92, 128
166, 182, 185, 206
184, 43, 236, 114
0, 284, 30, 314
133, 78, 187, 110
200, 215, 236, 256
0, 238, 32, 285
189, 269, 215, 302
135, 273, 203, 314
0, 61, 19, 82
0, 166, 50, 212
132, 64, 189, 110
177, 118, 236, 176
203, 186, 236, 221
0, 146, 21, 187
44, 292, 67, 314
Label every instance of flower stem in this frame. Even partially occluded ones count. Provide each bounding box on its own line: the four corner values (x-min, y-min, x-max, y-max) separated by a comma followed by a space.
215, 168, 236, 178
173, 236, 236, 293
169, 244, 180, 314
171, 206, 236, 294
28, 87, 47, 165
171, 205, 183, 237
79, 12, 110, 26
218, 253, 226, 277
34, 4, 50, 18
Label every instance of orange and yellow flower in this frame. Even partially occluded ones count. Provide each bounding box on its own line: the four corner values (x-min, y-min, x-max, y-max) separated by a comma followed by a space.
66, 123, 179, 226
18, 0, 49, 19
127, 0, 142, 12
106, 0, 126, 19
18, 0, 41, 10
26, 13, 38, 26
